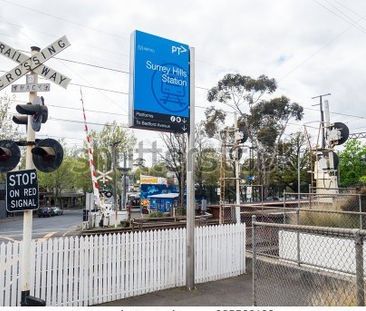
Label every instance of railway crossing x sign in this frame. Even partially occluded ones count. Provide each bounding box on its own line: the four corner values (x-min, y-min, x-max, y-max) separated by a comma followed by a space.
0, 35, 71, 91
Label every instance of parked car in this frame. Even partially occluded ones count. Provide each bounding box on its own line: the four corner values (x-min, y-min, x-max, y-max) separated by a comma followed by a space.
50, 206, 63, 216
37, 207, 52, 217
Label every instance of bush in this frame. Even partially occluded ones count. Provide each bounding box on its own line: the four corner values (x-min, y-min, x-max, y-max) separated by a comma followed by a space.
175, 207, 186, 216
120, 221, 130, 227
149, 211, 163, 218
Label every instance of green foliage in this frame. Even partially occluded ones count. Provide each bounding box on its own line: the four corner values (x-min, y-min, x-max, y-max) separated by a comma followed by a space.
149, 211, 163, 218
248, 96, 303, 149
339, 139, 366, 186
299, 211, 357, 228
149, 162, 168, 177
38, 155, 83, 204
205, 73, 304, 187
134, 162, 168, 182
207, 74, 276, 105
0, 94, 19, 140
0, 95, 21, 182
120, 221, 130, 228
204, 106, 226, 138
89, 121, 136, 172
39, 122, 136, 200
270, 132, 310, 192
175, 207, 186, 216
195, 122, 220, 196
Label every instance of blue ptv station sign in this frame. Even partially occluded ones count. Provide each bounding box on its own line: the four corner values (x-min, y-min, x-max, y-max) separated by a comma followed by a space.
129, 30, 190, 133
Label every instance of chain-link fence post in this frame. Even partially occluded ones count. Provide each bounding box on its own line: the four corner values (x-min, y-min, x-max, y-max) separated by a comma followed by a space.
296, 208, 301, 266
283, 191, 286, 224
359, 194, 363, 230
355, 232, 365, 306
309, 184, 312, 209
252, 215, 257, 306
261, 185, 264, 213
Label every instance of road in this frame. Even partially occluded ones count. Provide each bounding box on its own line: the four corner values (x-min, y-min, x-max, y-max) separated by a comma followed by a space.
0, 209, 83, 243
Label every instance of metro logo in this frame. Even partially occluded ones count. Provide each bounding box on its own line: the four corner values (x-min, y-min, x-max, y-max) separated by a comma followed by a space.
171, 45, 188, 55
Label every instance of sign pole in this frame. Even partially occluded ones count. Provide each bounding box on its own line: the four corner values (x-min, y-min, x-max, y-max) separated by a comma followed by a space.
20, 46, 39, 306
186, 46, 195, 290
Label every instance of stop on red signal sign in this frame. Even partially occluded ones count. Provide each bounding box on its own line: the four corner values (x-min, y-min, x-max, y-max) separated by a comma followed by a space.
6, 169, 39, 212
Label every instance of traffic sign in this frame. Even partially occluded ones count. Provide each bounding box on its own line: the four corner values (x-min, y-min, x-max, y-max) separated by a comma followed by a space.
96, 170, 113, 183
129, 30, 190, 133
6, 169, 39, 212
0, 36, 71, 91
11, 83, 50, 93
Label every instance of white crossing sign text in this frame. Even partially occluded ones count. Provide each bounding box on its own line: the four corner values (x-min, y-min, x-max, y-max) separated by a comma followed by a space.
11, 83, 51, 93
0, 35, 71, 91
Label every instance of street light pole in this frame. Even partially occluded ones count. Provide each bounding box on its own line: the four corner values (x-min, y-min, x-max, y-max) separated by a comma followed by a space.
111, 141, 121, 228
122, 152, 128, 211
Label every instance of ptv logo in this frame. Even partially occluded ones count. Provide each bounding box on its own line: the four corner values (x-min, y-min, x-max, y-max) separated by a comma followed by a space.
171, 45, 188, 55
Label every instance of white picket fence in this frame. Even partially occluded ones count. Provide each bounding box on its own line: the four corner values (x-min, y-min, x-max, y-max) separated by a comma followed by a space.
0, 224, 245, 306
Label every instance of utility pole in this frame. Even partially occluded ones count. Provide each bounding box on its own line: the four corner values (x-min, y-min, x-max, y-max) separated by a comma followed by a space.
234, 113, 241, 223
121, 152, 128, 211
219, 130, 227, 224
312, 93, 331, 149
20, 46, 38, 306
112, 141, 121, 228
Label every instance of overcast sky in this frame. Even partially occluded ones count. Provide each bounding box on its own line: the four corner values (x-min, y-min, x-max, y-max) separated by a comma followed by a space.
1, 0, 366, 165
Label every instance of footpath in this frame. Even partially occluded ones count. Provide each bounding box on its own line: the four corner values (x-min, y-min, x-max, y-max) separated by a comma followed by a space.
101, 274, 252, 306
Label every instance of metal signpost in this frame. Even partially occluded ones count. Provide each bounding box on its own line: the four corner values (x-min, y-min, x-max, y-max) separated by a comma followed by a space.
129, 30, 190, 133
129, 30, 195, 289
0, 36, 71, 305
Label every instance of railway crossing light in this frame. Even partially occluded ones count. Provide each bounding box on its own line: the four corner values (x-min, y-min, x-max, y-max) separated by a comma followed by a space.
13, 96, 48, 132
0, 140, 21, 173
32, 138, 64, 172
238, 124, 248, 144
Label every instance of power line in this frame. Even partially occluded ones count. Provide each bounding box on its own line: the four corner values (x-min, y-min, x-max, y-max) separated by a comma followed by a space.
279, 1, 365, 81
16, 50, 129, 74
1, 0, 360, 90
0, 69, 208, 94
69, 82, 128, 95
0, 0, 129, 40
7, 90, 366, 122
55, 57, 129, 74
313, 0, 366, 35
48, 116, 128, 127
333, 0, 365, 20
48, 104, 127, 116
37, 133, 84, 142
7, 97, 128, 117
304, 106, 366, 120
51, 58, 209, 90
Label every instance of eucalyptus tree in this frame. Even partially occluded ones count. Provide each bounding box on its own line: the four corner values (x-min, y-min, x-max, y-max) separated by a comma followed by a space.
204, 73, 303, 187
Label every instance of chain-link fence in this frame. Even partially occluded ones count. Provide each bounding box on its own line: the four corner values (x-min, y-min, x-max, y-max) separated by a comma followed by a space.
252, 217, 366, 306
237, 192, 366, 251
